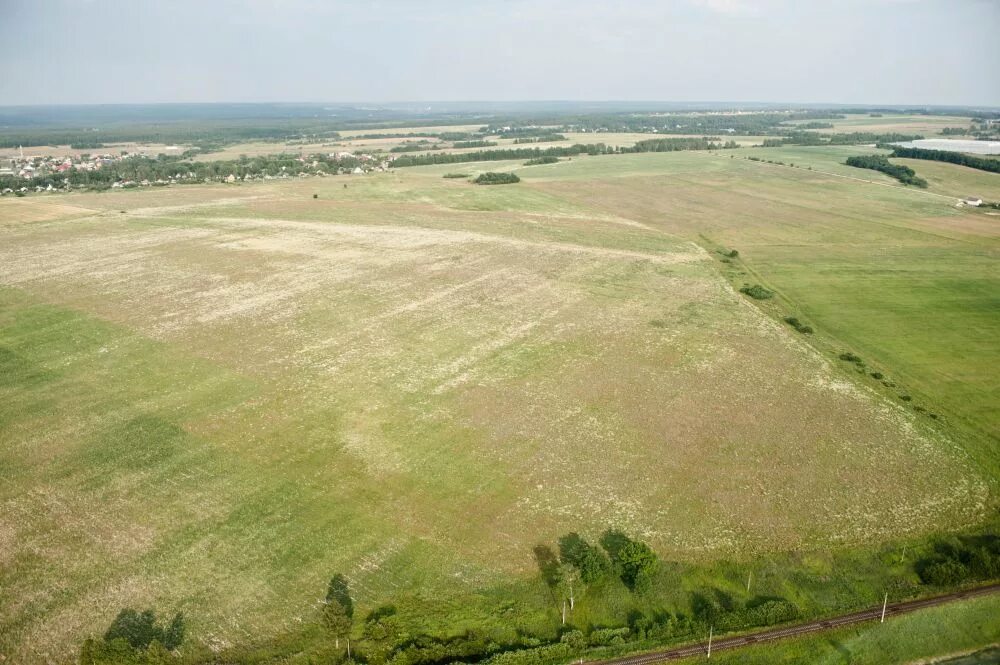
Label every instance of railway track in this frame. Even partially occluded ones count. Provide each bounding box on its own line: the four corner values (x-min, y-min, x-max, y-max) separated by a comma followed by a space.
595, 583, 1000, 664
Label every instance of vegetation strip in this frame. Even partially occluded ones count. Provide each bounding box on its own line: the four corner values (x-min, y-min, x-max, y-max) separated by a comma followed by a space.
887, 146, 1000, 174
845, 155, 928, 187
594, 584, 1000, 664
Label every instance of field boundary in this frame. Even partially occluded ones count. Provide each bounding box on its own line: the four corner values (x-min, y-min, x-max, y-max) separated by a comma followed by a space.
592, 583, 1000, 664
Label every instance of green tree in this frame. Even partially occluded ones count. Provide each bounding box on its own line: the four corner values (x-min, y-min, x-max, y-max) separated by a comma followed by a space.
600, 530, 659, 593
324, 574, 354, 656
162, 613, 185, 650
558, 532, 611, 584
104, 609, 161, 650
619, 540, 659, 592
362, 605, 403, 665
554, 563, 581, 623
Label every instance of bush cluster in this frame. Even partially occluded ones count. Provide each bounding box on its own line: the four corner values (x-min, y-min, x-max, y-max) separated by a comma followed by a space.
917, 536, 1000, 586
524, 156, 560, 166
782, 316, 813, 334
740, 284, 774, 300
80, 609, 185, 664
474, 172, 520, 185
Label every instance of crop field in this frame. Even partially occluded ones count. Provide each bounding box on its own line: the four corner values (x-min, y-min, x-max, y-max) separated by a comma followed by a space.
1, 137, 998, 662
560, 133, 763, 148
786, 113, 973, 135
526, 149, 1000, 456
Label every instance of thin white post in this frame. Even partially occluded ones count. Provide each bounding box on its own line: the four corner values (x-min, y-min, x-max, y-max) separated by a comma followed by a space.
707, 625, 713, 658
746, 571, 752, 593
881, 592, 888, 623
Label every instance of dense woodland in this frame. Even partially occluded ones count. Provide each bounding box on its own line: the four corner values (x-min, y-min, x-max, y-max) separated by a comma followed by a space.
763, 132, 924, 147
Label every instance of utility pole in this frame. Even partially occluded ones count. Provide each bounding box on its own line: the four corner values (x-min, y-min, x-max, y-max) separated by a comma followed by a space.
707, 625, 713, 659
881, 592, 888, 623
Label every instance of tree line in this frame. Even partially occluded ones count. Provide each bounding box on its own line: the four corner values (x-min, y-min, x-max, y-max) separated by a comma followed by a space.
885, 145, 1000, 174
845, 154, 928, 187
763, 132, 924, 147
389, 144, 613, 167
76, 528, 1000, 665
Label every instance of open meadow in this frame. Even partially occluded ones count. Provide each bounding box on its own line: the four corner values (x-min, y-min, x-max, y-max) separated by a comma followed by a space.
785, 113, 974, 135
1, 136, 998, 662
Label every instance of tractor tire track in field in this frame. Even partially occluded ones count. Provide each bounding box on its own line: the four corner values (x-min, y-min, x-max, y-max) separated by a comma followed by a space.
593, 583, 1000, 664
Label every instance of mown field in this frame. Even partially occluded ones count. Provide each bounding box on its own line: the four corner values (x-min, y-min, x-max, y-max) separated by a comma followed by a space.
785, 113, 973, 135
1, 136, 998, 663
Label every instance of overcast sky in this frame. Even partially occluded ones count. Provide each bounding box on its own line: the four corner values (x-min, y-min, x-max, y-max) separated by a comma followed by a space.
1, 0, 998, 107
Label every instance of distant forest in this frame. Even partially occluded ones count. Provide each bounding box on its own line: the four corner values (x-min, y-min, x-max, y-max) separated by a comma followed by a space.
4, 104, 995, 149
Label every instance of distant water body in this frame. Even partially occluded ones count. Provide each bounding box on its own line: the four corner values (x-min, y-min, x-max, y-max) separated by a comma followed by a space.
894, 138, 1000, 155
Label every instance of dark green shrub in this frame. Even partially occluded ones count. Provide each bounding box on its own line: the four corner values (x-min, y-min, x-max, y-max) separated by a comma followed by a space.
473, 172, 520, 185
600, 530, 659, 592
587, 627, 630, 646
920, 559, 969, 585
783, 317, 813, 334
104, 610, 161, 650
559, 532, 612, 584
899, 394, 912, 402
739, 284, 774, 300
101, 608, 184, 653
870, 372, 884, 380
524, 156, 559, 166
839, 352, 863, 364
442, 173, 470, 179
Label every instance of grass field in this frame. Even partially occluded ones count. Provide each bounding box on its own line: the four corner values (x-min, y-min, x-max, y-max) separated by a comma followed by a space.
1, 137, 998, 662
785, 113, 973, 136
525, 149, 1000, 465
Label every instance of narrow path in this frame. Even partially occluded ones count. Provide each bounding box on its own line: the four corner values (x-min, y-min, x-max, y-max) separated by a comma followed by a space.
594, 583, 1000, 664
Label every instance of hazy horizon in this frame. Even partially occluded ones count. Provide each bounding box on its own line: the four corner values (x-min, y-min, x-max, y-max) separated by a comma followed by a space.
1, 0, 999, 107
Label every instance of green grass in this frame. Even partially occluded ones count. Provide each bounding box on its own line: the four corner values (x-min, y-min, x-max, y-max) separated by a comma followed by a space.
0, 136, 997, 664
531, 149, 1000, 469
680, 593, 1000, 664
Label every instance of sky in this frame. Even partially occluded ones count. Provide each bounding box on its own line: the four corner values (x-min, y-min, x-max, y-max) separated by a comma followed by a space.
1, 0, 998, 107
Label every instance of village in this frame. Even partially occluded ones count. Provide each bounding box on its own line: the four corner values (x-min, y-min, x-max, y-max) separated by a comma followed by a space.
0, 147, 393, 195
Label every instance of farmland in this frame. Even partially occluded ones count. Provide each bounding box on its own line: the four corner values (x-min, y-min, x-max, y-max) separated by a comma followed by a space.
1, 115, 999, 664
